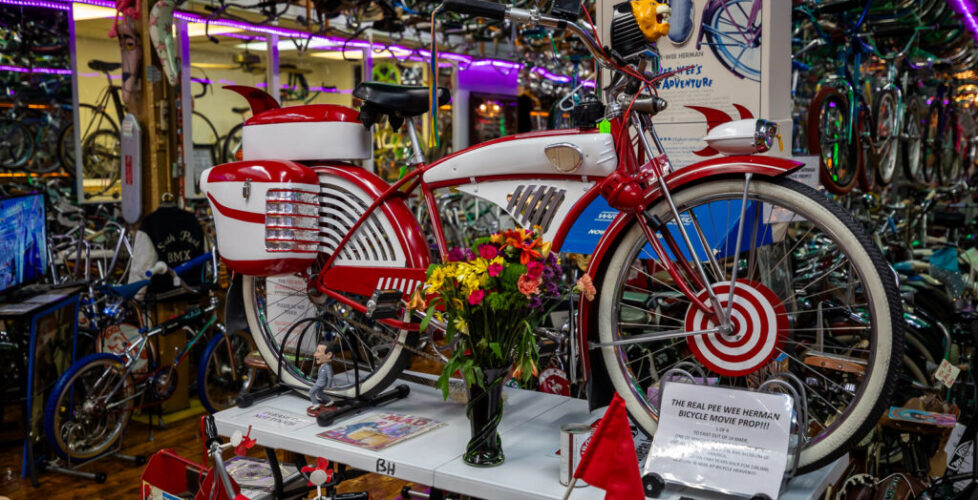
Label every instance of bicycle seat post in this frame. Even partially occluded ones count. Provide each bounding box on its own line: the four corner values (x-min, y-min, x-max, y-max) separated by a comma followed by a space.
404, 119, 426, 166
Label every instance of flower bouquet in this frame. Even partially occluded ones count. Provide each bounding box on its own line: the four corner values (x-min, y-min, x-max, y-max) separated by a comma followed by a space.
411, 227, 595, 466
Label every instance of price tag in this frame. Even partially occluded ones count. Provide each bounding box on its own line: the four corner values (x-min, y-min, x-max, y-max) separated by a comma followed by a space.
644, 383, 792, 499
935, 359, 961, 388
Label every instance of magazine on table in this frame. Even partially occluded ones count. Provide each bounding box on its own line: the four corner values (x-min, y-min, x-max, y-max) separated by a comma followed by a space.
317, 411, 446, 450
225, 455, 298, 490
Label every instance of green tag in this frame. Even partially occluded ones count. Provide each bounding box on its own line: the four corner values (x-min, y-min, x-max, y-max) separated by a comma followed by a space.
598, 118, 611, 134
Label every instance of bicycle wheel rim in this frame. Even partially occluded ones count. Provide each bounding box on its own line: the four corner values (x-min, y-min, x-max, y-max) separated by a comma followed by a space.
873, 92, 898, 185
50, 357, 134, 460
902, 99, 923, 182
243, 274, 414, 398
598, 177, 900, 473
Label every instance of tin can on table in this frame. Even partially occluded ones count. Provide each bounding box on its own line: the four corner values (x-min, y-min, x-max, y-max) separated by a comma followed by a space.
560, 423, 592, 486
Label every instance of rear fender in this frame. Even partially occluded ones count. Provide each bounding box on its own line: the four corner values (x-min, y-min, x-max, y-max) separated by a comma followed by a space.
576, 154, 801, 409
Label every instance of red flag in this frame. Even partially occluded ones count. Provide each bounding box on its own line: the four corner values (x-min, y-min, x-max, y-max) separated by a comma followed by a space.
573, 394, 644, 500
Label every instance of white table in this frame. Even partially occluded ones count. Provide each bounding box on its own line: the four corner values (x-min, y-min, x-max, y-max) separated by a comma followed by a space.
213, 373, 846, 499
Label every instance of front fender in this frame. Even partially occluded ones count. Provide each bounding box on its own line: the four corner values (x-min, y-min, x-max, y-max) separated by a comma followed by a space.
576, 154, 801, 410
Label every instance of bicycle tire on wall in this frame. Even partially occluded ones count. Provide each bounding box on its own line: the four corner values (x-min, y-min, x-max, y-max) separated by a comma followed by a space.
808, 86, 859, 194
597, 177, 902, 474
901, 96, 925, 183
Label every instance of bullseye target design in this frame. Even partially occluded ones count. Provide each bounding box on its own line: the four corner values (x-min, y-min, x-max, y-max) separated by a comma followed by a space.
684, 280, 788, 376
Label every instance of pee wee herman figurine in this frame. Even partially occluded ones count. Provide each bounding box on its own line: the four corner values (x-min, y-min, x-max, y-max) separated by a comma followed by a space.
307, 340, 341, 417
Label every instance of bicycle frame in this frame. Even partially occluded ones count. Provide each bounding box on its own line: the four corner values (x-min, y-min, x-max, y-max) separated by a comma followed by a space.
307, 111, 803, 361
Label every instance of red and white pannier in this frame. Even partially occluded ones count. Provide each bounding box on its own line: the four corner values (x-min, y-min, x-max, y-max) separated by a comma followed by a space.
200, 159, 320, 276
202, 97, 375, 276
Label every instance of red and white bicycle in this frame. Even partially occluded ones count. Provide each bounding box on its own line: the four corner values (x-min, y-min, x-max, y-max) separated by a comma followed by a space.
202, 0, 901, 473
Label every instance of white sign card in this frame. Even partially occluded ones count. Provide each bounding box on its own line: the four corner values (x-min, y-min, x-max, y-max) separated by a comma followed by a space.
266, 275, 319, 353
644, 382, 792, 499
249, 406, 314, 430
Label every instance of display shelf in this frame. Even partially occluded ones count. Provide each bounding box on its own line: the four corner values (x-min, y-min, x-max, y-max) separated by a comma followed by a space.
213, 372, 847, 500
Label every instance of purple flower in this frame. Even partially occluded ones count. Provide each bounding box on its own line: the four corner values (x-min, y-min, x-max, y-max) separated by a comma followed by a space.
542, 264, 555, 280
447, 247, 466, 262
544, 281, 559, 296
528, 295, 543, 310
464, 248, 477, 261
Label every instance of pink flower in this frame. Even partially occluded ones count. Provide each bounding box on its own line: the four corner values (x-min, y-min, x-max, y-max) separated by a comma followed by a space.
575, 274, 597, 301
517, 274, 541, 296
478, 244, 498, 260
468, 289, 485, 305
525, 261, 545, 280
487, 262, 503, 277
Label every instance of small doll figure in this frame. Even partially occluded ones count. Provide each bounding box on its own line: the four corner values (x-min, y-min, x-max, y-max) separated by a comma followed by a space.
307, 340, 341, 417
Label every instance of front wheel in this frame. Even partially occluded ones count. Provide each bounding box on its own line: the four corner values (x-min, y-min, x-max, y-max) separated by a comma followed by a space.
597, 176, 901, 474
44, 353, 135, 461
198, 328, 258, 413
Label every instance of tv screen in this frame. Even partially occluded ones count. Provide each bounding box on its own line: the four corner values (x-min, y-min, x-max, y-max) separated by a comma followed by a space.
0, 194, 47, 294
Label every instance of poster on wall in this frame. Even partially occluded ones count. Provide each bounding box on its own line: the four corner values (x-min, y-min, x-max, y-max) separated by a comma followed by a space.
653, 0, 764, 168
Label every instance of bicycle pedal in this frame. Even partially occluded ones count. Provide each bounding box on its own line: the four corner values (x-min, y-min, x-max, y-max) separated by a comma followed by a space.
365, 289, 404, 319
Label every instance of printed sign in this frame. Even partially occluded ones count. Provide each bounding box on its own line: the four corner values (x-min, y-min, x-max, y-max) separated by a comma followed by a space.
266, 275, 319, 353
249, 406, 313, 429
645, 382, 792, 499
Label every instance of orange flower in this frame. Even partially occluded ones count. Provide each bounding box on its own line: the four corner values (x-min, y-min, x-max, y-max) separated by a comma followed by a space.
517, 274, 541, 296
406, 290, 426, 310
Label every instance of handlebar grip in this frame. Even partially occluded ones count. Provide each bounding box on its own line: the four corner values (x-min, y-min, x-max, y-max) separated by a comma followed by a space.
203, 415, 220, 447
443, 0, 506, 20
146, 261, 168, 277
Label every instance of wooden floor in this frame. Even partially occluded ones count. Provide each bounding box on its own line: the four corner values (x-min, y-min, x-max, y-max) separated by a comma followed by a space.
0, 357, 446, 500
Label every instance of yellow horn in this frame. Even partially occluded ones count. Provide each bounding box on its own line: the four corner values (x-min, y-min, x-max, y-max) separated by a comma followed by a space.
631, 0, 671, 42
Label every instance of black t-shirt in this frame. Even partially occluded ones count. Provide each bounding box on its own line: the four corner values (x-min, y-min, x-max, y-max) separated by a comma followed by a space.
140, 205, 205, 293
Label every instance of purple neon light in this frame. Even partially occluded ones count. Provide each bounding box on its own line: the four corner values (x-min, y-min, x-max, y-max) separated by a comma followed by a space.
948, 0, 978, 41
0, 0, 70, 10
31, 0, 586, 86
0, 64, 72, 75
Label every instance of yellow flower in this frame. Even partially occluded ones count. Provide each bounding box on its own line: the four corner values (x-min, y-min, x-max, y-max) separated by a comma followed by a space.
539, 240, 552, 259
490, 233, 504, 244
453, 316, 469, 334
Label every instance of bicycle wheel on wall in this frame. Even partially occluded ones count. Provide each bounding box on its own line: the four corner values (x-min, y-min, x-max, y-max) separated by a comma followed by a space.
44, 353, 135, 461
872, 90, 899, 186
902, 97, 925, 182
808, 87, 859, 194
597, 176, 901, 474
0, 119, 34, 169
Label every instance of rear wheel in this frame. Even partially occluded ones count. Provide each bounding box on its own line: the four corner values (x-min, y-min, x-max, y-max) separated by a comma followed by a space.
242, 274, 416, 398
198, 328, 257, 413
597, 177, 901, 473
809, 87, 859, 194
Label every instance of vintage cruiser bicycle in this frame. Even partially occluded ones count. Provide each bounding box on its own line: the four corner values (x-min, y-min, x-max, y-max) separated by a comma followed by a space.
202, 0, 901, 473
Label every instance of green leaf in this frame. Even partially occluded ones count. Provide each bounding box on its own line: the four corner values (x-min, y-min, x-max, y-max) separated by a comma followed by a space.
489, 341, 502, 358
419, 305, 435, 331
